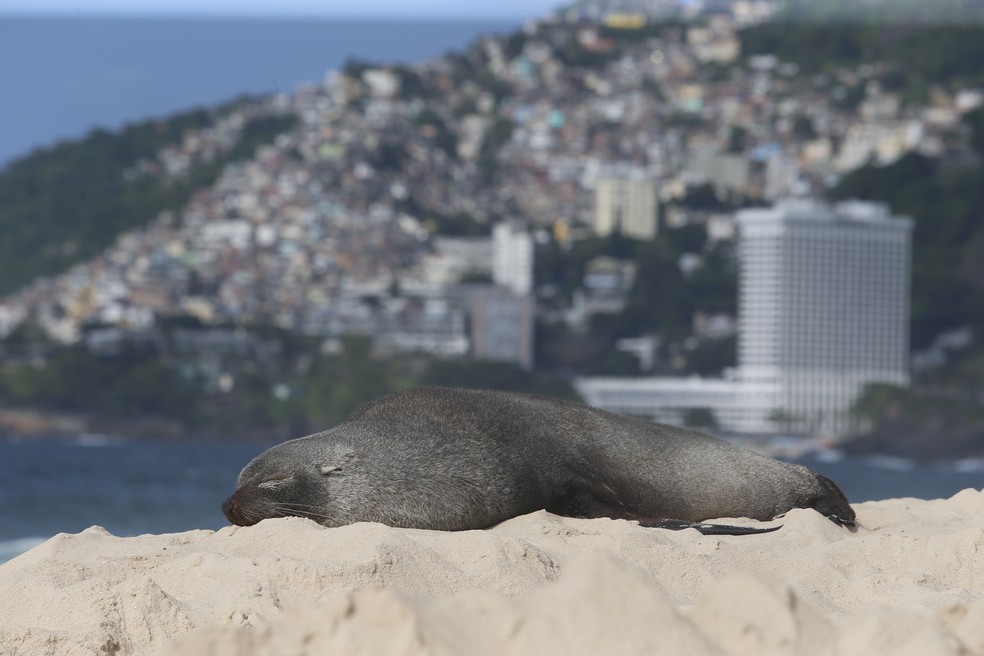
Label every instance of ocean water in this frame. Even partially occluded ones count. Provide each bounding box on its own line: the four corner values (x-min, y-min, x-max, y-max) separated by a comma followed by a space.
1, 435, 981, 563
0, 16, 517, 166
0, 436, 275, 562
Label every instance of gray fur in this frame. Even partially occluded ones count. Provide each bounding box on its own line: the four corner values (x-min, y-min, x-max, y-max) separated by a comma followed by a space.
222, 387, 855, 531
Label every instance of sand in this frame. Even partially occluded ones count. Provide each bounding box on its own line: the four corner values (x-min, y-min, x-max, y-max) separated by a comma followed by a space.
1, 489, 982, 656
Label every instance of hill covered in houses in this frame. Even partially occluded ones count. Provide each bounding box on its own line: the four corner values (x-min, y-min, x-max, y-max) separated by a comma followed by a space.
1, 5, 984, 454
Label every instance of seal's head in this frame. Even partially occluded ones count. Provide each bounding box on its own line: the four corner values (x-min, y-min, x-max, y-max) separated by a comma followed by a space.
811, 473, 856, 527
221, 445, 332, 527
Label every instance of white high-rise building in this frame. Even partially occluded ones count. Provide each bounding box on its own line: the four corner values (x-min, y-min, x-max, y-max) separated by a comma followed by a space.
577, 198, 912, 437
492, 223, 534, 295
735, 198, 912, 434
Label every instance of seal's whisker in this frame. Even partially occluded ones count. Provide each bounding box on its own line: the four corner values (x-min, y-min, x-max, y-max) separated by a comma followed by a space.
275, 504, 334, 518
273, 505, 333, 521
279, 510, 332, 521
275, 502, 327, 510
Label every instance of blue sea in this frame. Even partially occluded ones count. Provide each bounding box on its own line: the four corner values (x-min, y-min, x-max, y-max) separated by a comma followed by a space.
0, 16, 517, 166
1, 435, 981, 563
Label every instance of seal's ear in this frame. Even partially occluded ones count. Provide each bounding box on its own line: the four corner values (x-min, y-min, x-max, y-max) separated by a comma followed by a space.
319, 465, 340, 475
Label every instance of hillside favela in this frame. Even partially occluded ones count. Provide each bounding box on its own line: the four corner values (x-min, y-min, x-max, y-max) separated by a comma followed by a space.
5, 1, 983, 457
2, 0, 984, 654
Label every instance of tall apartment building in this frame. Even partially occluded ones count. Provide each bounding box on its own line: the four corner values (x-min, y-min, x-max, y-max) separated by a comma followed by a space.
735, 198, 912, 434
577, 198, 912, 437
594, 173, 658, 240
492, 223, 534, 295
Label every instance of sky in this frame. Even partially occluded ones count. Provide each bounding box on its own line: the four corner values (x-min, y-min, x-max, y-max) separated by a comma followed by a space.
0, 0, 567, 20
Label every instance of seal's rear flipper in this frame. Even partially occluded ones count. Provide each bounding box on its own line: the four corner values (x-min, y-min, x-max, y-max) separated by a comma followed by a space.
641, 519, 781, 536
827, 513, 855, 527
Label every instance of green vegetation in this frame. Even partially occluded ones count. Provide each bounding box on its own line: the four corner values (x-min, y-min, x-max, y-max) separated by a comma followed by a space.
741, 23, 984, 102
392, 65, 435, 100
371, 140, 411, 171
727, 125, 749, 153
477, 116, 515, 181
0, 106, 297, 297
410, 109, 459, 158
0, 330, 577, 440
426, 211, 490, 237
341, 58, 374, 80
446, 47, 514, 104
792, 113, 818, 141
776, 0, 984, 24
0, 344, 199, 422
685, 336, 736, 377
535, 228, 736, 375
395, 197, 490, 237
848, 354, 984, 459
682, 407, 718, 429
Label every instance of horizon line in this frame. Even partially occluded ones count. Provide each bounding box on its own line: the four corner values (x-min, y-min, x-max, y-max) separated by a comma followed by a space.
0, 9, 547, 21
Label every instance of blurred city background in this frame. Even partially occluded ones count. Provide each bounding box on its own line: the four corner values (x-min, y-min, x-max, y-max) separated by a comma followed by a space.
2, 0, 983, 557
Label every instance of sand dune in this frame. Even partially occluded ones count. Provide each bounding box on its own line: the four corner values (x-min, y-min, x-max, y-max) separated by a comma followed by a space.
1, 490, 982, 655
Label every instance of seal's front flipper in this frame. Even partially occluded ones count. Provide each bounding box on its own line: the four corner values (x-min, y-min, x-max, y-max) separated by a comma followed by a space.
639, 518, 781, 536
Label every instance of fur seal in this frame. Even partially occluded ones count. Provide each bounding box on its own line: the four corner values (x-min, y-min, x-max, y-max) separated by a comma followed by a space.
222, 387, 855, 535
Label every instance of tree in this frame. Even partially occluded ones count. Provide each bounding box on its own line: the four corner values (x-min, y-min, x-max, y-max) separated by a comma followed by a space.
682, 407, 717, 429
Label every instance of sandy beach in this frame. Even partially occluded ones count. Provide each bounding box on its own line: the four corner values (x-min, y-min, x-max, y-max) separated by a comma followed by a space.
1, 489, 982, 655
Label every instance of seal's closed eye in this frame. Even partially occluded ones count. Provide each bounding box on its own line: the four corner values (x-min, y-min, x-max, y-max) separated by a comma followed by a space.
258, 475, 293, 490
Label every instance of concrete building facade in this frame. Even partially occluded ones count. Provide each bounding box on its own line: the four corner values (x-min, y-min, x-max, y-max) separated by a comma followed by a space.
577, 198, 912, 437
492, 223, 534, 295
594, 173, 659, 240
574, 373, 779, 430
735, 198, 912, 434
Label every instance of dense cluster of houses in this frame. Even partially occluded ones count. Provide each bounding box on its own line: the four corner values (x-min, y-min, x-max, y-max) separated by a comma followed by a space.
1, 1, 979, 385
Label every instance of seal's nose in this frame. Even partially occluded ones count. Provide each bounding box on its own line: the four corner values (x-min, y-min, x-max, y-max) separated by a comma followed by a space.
221, 496, 238, 524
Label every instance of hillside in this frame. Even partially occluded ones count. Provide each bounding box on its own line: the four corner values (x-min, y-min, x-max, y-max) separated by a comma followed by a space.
0, 99, 296, 297
1, 14, 984, 447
